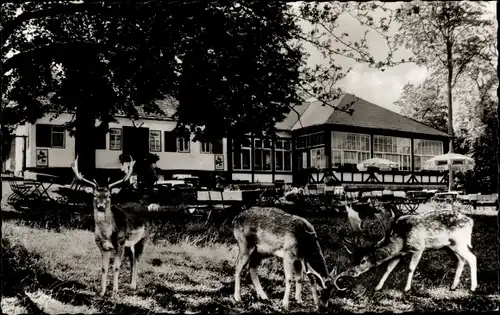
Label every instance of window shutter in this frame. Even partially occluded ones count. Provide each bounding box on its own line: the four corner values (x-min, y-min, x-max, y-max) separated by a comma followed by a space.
95, 129, 107, 150
164, 131, 177, 152
212, 139, 223, 154
36, 124, 51, 147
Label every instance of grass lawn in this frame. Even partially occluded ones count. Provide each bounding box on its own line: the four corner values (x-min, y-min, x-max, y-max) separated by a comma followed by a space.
2, 182, 499, 313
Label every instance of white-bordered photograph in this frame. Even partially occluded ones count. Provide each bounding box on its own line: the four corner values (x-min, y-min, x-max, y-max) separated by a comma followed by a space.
1, 1, 498, 314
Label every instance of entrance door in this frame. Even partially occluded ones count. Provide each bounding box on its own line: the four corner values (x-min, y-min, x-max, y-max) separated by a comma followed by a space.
122, 126, 150, 161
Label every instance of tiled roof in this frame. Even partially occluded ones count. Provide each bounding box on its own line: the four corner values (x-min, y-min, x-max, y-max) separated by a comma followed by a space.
275, 102, 310, 130
116, 96, 178, 120
324, 94, 449, 137
290, 96, 344, 130
34, 94, 178, 120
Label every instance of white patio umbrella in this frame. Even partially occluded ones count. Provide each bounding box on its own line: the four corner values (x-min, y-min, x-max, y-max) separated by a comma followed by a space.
356, 157, 398, 171
422, 153, 475, 172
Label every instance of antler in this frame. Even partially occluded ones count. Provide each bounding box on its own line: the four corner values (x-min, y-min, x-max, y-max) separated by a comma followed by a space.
108, 156, 136, 189
71, 156, 98, 189
332, 272, 351, 291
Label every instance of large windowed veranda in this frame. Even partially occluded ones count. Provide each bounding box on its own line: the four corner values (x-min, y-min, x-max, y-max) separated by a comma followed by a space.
373, 135, 411, 171
413, 139, 444, 171
331, 131, 370, 168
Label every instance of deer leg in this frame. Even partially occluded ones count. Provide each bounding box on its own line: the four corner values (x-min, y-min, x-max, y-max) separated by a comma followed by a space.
293, 260, 303, 304
450, 251, 465, 291
99, 248, 112, 297
375, 257, 401, 291
282, 255, 294, 310
306, 274, 319, 308
404, 251, 423, 292
234, 243, 253, 302
112, 245, 125, 297
129, 246, 137, 290
248, 252, 268, 300
451, 245, 477, 291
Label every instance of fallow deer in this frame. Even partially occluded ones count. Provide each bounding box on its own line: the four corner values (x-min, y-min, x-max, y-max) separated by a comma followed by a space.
232, 206, 344, 311
71, 156, 148, 297
336, 209, 477, 293
344, 200, 396, 248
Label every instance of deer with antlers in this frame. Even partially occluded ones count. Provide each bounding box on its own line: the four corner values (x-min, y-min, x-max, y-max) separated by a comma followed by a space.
335, 209, 477, 293
232, 206, 345, 311
344, 200, 397, 248
71, 156, 148, 297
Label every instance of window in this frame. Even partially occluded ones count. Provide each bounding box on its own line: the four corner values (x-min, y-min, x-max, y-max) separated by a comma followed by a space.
275, 139, 292, 171
296, 132, 325, 149
200, 139, 223, 154
373, 135, 411, 171
233, 140, 251, 170
200, 141, 212, 153
35, 124, 66, 148
331, 131, 370, 168
413, 139, 444, 171
164, 131, 190, 153
254, 138, 272, 171
311, 147, 326, 169
51, 126, 65, 148
149, 130, 161, 152
110, 128, 122, 150
177, 137, 190, 153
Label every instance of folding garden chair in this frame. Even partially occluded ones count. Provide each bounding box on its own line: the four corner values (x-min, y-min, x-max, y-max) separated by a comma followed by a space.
7, 176, 40, 206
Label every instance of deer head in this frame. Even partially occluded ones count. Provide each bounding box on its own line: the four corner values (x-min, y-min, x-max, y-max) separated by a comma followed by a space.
342, 201, 396, 255
71, 155, 135, 211
336, 203, 397, 289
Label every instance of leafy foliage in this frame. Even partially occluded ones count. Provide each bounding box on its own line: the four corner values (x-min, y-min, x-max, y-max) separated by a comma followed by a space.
395, 73, 448, 133
1, 1, 393, 140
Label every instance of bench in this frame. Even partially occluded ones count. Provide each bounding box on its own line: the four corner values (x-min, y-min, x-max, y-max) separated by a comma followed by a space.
466, 194, 499, 210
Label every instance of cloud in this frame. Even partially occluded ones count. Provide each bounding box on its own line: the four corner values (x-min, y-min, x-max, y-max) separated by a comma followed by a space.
337, 63, 428, 112
298, 0, 496, 113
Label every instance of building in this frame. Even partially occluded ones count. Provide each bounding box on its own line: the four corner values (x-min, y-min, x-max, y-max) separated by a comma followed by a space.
4, 93, 450, 190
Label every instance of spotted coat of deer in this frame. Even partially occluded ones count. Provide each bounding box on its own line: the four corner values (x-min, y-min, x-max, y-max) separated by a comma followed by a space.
232, 206, 345, 311
335, 209, 477, 293
71, 156, 148, 297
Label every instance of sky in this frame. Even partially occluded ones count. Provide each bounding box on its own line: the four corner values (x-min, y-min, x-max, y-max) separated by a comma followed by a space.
294, 1, 497, 114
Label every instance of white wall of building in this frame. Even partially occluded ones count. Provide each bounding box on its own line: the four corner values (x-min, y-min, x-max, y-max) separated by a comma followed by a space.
24, 113, 228, 171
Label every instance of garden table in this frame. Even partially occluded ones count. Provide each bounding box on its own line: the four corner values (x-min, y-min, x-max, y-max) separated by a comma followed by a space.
24, 172, 61, 202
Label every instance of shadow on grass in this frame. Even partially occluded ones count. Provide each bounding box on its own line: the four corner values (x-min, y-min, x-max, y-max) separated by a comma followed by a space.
2, 237, 87, 297
2, 237, 179, 314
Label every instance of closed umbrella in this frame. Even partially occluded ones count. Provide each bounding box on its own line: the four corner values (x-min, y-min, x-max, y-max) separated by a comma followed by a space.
357, 158, 398, 171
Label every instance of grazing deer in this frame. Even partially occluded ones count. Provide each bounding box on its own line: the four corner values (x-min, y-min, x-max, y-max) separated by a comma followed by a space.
232, 207, 344, 311
336, 209, 477, 293
344, 200, 396, 247
71, 156, 148, 297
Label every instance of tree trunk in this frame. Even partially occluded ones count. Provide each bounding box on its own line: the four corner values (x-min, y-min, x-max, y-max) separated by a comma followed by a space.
446, 39, 454, 192
75, 103, 97, 179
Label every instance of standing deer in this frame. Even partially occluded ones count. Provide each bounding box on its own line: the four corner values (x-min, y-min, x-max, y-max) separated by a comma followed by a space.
71, 156, 148, 297
335, 209, 477, 293
232, 206, 345, 311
